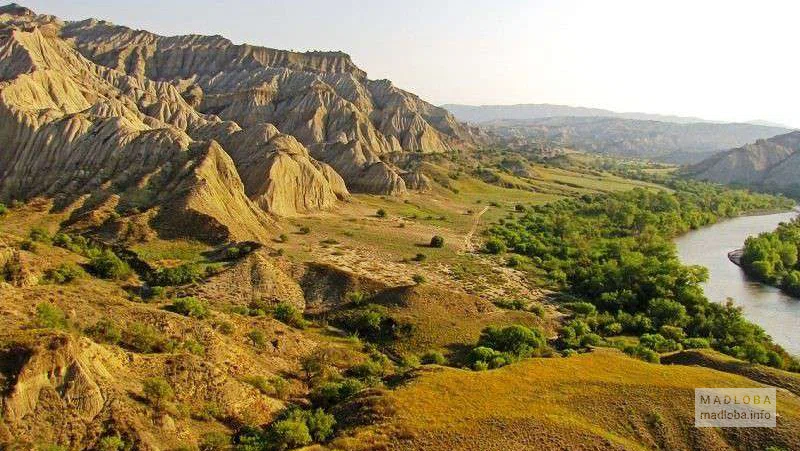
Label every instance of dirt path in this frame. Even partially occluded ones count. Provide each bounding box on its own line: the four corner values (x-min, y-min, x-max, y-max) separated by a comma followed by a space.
464, 207, 489, 253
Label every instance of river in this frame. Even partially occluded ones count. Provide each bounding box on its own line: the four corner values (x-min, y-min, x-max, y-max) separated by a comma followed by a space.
674, 210, 800, 356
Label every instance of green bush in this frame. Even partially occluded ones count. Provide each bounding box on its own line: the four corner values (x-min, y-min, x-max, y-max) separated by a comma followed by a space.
566, 302, 597, 316
273, 302, 307, 328
34, 302, 67, 329
478, 325, 547, 357
624, 345, 660, 363
199, 431, 229, 451
247, 329, 268, 349
298, 226, 311, 234
43, 263, 82, 284
168, 297, 209, 319
122, 322, 165, 353
412, 274, 426, 284
682, 337, 711, 349
88, 250, 131, 280
430, 235, 445, 248
412, 253, 427, 262
312, 378, 365, 408
243, 375, 273, 395
0, 203, 7, 215
639, 333, 682, 353
29, 227, 50, 243
346, 291, 368, 306
483, 237, 507, 254
421, 351, 446, 365
86, 318, 122, 344
97, 435, 125, 451
376, 209, 387, 218
148, 264, 202, 286
142, 377, 173, 410
269, 417, 312, 449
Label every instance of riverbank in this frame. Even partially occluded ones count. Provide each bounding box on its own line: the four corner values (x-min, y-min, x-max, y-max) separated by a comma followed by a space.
674, 209, 800, 357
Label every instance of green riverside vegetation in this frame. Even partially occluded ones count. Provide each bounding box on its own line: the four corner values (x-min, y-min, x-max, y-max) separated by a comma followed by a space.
741, 217, 800, 297
484, 180, 799, 371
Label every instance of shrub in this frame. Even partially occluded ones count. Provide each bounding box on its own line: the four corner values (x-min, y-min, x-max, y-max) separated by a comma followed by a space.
303, 408, 336, 442
483, 237, 507, 254
86, 319, 122, 344
348, 359, 386, 380
478, 325, 547, 357
298, 226, 311, 234
168, 297, 209, 319
429, 235, 445, 248
278, 234, 289, 243
19, 239, 37, 252
88, 250, 131, 280
506, 255, 522, 267
273, 302, 307, 328
0, 203, 6, 215
243, 375, 272, 395
269, 417, 312, 449
215, 320, 234, 335
659, 325, 686, 341
148, 264, 202, 286
181, 339, 205, 355
472, 360, 489, 371
270, 376, 290, 400
493, 298, 525, 310
682, 337, 711, 349
34, 302, 67, 329
122, 322, 165, 353
29, 227, 50, 243
412, 274, 426, 284
376, 209, 387, 218
566, 302, 597, 316
346, 291, 368, 306
639, 333, 682, 353
421, 350, 446, 365
97, 435, 125, 451
412, 253, 427, 262
142, 377, 174, 410
624, 345, 660, 363
247, 330, 268, 349
312, 378, 365, 408
199, 431, 229, 451
44, 263, 82, 284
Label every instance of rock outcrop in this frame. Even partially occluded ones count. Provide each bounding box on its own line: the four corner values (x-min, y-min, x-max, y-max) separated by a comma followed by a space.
59, 17, 478, 194
686, 131, 800, 191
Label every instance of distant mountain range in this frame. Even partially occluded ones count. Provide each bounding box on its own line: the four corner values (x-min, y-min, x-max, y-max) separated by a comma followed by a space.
685, 131, 800, 196
442, 103, 793, 129
473, 116, 792, 164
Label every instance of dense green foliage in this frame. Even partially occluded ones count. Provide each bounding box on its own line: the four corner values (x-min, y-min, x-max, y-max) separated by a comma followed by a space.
167, 297, 210, 319
88, 249, 132, 280
147, 264, 203, 286
485, 182, 798, 370
467, 325, 549, 370
741, 217, 800, 297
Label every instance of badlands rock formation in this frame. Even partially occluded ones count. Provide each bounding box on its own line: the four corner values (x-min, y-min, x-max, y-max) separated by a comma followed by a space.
686, 131, 800, 189
59, 15, 478, 194
0, 4, 476, 243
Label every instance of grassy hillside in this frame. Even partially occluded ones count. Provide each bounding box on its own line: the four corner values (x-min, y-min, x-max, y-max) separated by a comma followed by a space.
337, 349, 800, 451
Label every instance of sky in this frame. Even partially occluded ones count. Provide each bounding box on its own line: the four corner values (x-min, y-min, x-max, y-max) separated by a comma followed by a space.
23, 0, 799, 127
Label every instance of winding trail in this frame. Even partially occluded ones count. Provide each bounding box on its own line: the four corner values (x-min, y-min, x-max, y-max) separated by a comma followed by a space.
464, 206, 489, 253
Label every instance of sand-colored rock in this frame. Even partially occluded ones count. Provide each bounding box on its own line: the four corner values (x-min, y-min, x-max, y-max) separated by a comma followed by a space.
59, 16, 479, 194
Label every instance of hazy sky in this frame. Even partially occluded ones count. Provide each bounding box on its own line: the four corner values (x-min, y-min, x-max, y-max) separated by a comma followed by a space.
24, 0, 799, 127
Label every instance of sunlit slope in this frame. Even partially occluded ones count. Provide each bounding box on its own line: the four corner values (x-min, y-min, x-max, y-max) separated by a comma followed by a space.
339, 349, 800, 451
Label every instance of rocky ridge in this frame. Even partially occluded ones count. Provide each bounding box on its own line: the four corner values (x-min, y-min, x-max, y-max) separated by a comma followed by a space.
686, 131, 800, 192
